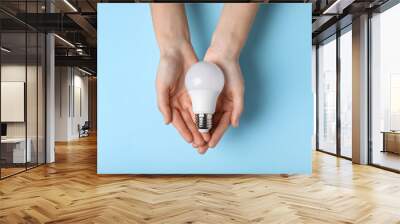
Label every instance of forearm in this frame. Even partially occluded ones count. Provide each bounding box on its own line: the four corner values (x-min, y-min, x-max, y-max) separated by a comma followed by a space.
210, 3, 259, 59
151, 3, 192, 56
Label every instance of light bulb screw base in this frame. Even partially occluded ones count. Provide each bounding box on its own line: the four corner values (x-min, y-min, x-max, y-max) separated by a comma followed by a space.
195, 113, 212, 133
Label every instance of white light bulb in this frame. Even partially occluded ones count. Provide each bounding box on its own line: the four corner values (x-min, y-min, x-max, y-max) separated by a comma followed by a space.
185, 61, 225, 133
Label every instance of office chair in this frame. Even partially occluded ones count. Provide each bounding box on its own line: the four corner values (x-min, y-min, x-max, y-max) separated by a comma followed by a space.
79, 121, 90, 138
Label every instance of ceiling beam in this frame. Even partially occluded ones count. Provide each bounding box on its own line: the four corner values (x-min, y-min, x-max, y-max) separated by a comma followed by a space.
312, 15, 335, 33
322, 0, 356, 14
67, 13, 97, 46
55, 55, 96, 71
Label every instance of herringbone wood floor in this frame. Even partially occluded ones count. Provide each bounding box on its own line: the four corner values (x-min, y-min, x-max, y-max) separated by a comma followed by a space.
1, 135, 400, 224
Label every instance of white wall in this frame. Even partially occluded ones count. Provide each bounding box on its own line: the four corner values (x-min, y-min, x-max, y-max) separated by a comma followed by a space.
55, 66, 70, 141
71, 73, 89, 138
1, 65, 26, 134
1, 82, 25, 122
1, 65, 41, 138
1, 64, 46, 164
55, 67, 89, 141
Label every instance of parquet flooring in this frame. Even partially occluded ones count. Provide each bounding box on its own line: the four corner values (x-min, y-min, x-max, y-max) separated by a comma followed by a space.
1, 167, 26, 178
1, 135, 400, 223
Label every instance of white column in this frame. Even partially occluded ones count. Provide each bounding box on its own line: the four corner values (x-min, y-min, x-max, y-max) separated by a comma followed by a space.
46, 1, 55, 163
46, 33, 55, 163
352, 14, 369, 164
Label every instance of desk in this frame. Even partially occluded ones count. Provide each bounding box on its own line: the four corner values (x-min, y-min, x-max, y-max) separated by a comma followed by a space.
382, 131, 400, 154
1, 138, 31, 163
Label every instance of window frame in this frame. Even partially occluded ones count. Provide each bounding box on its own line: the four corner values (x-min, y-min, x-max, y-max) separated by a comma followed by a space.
367, 1, 400, 173
316, 24, 353, 160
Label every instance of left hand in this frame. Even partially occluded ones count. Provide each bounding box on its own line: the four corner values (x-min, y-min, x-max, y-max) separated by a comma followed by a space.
200, 47, 245, 150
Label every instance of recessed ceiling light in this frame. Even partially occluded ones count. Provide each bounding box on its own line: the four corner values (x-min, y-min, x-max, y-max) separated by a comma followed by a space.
1, 47, 11, 53
78, 67, 93, 76
54, 34, 75, 48
323, 0, 354, 15
63, 0, 78, 12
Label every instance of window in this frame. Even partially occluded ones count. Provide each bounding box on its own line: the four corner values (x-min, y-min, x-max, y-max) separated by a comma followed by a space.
339, 28, 352, 158
371, 3, 400, 171
317, 36, 337, 154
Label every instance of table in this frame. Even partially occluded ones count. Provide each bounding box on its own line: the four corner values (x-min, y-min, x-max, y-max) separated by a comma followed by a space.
1, 138, 32, 163
381, 131, 400, 154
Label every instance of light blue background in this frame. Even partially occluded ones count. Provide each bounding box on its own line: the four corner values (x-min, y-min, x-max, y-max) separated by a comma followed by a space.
98, 3, 312, 174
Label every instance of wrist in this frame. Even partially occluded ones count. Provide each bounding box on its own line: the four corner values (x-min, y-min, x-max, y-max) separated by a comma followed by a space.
208, 32, 243, 61
159, 40, 193, 59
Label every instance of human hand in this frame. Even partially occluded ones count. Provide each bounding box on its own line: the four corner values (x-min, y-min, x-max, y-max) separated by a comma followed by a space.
151, 4, 210, 153
193, 3, 257, 151
155, 44, 211, 154
151, 3, 256, 154
200, 47, 245, 150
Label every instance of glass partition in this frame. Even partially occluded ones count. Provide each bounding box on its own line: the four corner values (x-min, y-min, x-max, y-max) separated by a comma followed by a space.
1, 31, 28, 177
27, 31, 38, 169
38, 32, 45, 165
0, 1, 46, 179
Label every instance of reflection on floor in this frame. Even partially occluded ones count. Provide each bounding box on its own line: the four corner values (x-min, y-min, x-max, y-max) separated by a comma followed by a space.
0, 135, 400, 223
0, 162, 42, 179
373, 150, 400, 171
0, 167, 25, 178
341, 147, 352, 158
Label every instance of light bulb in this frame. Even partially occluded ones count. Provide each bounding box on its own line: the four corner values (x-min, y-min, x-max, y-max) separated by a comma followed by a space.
185, 61, 225, 133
